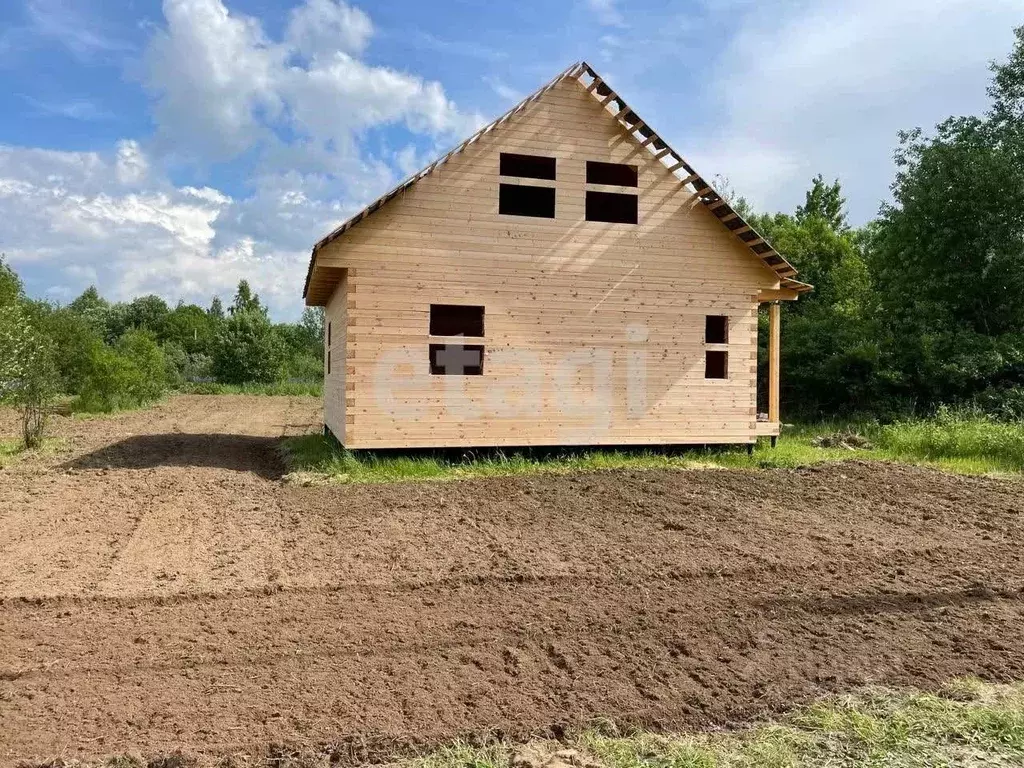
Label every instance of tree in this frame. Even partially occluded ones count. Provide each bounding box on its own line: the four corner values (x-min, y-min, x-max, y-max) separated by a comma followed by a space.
230, 280, 265, 317
208, 296, 225, 320
164, 303, 215, 355
0, 258, 56, 447
795, 175, 848, 231
123, 295, 171, 337
68, 286, 110, 336
867, 26, 1024, 411
212, 309, 284, 384
77, 330, 168, 412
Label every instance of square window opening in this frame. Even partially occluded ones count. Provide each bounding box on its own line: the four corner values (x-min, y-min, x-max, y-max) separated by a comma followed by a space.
430, 344, 484, 376
586, 161, 638, 187
705, 350, 728, 380
500, 153, 557, 180
705, 315, 729, 344
430, 304, 485, 337
586, 190, 638, 224
499, 184, 555, 218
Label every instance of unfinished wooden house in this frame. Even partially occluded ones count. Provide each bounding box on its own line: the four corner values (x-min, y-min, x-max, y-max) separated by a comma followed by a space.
303, 62, 811, 449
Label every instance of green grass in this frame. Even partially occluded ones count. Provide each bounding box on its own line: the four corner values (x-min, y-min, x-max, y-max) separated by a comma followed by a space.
0, 436, 65, 467
0, 438, 22, 468
281, 412, 1024, 484
179, 381, 322, 397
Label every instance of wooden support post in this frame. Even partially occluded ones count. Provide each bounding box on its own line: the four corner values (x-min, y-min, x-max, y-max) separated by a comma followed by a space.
768, 301, 781, 425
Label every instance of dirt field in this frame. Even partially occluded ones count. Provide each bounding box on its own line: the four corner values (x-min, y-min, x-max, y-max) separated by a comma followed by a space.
1, 396, 1023, 765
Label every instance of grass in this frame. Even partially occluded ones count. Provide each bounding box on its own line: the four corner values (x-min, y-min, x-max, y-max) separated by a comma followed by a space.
86, 680, 1024, 767
388, 681, 1024, 768
281, 411, 1024, 484
179, 381, 322, 397
0, 436, 64, 468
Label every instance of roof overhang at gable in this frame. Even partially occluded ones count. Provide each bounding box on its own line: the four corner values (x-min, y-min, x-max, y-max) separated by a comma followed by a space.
303, 61, 813, 305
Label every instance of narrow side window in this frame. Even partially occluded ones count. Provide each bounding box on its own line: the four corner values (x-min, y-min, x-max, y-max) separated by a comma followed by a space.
705, 315, 728, 344
327, 349, 331, 376
705, 350, 728, 380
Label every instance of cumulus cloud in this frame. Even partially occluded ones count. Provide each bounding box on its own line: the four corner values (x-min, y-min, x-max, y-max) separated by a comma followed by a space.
687, 0, 1023, 223
0, 0, 488, 318
143, 0, 483, 166
285, 0, 373, 58
0, 142, 318, 315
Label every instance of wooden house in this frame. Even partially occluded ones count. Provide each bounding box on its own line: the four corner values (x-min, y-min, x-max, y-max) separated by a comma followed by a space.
303, 62, 811, 450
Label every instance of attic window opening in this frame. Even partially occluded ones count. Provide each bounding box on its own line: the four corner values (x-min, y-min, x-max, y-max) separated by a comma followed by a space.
500, 183, 555, 218
430, 304, 485, 337
430, 344, 484, 376
705, 350, 728, 380
586, 190, 638, 224
586, 161, 638, 187
500, 153, 557, 181
705, 315, 729, 344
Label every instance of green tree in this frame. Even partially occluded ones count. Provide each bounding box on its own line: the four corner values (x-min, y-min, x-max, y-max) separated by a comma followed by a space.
77, 330, 167, 412
68, 286, 110, 336
208, 296, 225, 320
123, 295, 171, 337
212, 309, 284, 384
868, 26, 1024, 410
164, 303, 216, 355
795, 174, 848, 231
230, 280, 265, 317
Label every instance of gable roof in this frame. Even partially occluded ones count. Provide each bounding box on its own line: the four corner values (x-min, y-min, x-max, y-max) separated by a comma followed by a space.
304, 61, 812, 301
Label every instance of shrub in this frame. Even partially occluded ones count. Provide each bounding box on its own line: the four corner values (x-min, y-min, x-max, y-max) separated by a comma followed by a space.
76, 330, 168, 412
212, 309, 284, 384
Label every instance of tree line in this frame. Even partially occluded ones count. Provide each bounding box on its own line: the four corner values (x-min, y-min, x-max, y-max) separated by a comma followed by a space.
0, 266, 324, 441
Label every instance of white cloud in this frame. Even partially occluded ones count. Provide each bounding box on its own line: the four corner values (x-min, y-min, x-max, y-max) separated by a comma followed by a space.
143, 0, 484, 167
687, 0, 1023, 223
285, 0, 373, 58
484, 76, 522, 103
0, 143, 335, 317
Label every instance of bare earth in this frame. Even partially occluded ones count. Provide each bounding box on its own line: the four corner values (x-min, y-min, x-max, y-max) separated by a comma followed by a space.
1, 396, 1023, 765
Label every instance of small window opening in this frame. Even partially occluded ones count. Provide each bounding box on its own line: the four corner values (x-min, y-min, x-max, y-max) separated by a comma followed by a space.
586, 190, 638, 224
327, 349, 331, 375
430, 304, 484, 337
327, 321, 331, 346
586, 161, 638, 187
705, 315, 729, 344
430, 344, 484, 375
500, 153, 556, 180
500, 183, 555, 218
705, 350, 728, 380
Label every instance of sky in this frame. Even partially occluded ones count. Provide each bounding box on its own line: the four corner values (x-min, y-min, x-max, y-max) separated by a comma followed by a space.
0, 0, 1020, 320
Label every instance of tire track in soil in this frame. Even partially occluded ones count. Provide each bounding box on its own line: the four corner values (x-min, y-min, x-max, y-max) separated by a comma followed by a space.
1, 397, 1024, 764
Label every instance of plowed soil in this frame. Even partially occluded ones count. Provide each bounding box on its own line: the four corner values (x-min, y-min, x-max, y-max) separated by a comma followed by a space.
1, 396, 1023, 766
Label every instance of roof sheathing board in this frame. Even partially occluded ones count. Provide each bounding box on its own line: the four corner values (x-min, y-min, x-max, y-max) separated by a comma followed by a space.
303, 61, 810, 299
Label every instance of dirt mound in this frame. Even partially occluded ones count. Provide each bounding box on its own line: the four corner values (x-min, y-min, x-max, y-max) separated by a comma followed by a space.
1, 398, 1023, 765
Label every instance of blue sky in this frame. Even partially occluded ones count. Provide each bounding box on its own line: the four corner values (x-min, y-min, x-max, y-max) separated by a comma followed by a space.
0, 0, 1020, 319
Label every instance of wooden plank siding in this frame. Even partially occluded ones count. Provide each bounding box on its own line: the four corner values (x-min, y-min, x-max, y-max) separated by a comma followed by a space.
315, 77, 781, 448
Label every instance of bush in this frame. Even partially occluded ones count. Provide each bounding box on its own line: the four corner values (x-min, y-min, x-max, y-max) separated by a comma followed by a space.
212, 309, 284, 384
163, 341, 213, 388
76, 330, 168, 412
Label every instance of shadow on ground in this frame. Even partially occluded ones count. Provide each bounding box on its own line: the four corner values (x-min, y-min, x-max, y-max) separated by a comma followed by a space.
63, 433, 287, 480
